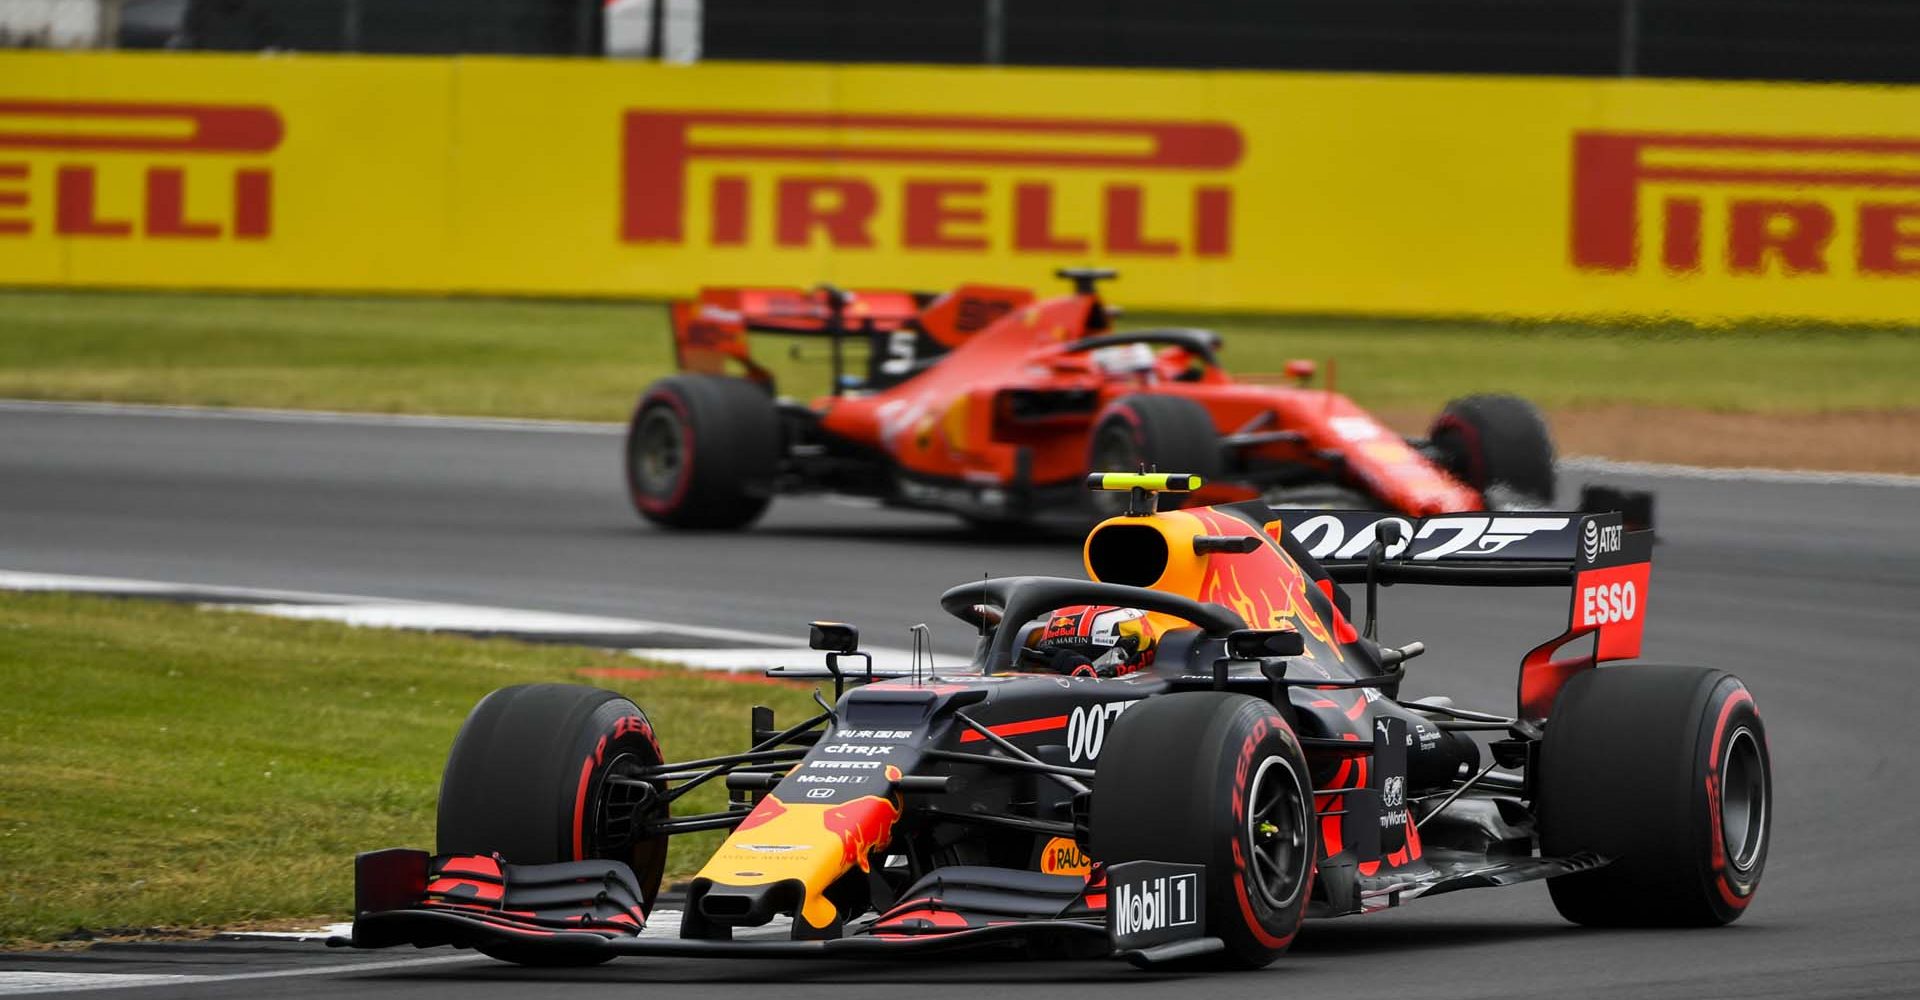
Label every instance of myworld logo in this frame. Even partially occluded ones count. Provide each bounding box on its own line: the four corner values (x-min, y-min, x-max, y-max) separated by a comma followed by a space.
620, 111, 1243, 257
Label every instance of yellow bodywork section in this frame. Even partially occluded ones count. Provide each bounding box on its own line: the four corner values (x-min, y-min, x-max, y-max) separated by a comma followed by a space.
694, 792, 900, 931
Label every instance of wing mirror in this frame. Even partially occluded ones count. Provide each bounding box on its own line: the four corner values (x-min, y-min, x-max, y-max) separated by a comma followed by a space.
809, 621, 860, 654
809, 621, 869, 697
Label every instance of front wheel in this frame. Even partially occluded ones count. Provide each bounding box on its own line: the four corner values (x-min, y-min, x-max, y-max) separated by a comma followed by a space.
1537, 666, 1771, 927
436, 683, 670, 965
1088, 693, 1316, 968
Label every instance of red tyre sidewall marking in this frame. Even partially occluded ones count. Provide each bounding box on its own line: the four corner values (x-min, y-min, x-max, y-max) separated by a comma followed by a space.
572, 732, 611, 861
1432, 413, 1485, 489
1706, 685, 1758, 909
631, 390, 696, 515
1229, 710, 1310, 951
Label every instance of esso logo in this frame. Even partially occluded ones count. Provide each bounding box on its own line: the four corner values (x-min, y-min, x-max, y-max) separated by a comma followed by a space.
1066, 702, 1137, 763
1581, 581, 1639, 626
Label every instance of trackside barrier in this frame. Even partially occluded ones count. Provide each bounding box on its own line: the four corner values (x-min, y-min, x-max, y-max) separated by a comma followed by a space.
1, 51, 1917, 322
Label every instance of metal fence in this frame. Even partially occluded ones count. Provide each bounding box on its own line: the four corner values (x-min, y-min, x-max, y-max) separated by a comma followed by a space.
6, 0, 1917, 84
702, 0, 1920, 83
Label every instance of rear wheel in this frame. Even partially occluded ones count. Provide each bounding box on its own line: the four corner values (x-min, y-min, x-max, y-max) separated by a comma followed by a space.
1429, 394, 1555, 507
1537, 666, 1770, 927
626, 375, 780, 530
1089, 693, 1316, 968
437, 684, 669, 963
1088, 396, 1223, 518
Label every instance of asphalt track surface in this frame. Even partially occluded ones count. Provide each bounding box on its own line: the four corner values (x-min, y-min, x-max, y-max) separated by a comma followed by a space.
2, 402, 1918, 999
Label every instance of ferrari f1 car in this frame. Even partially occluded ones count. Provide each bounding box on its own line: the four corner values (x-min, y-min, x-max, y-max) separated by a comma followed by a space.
347, 475, 1764, 968
625, 269, 1608, 531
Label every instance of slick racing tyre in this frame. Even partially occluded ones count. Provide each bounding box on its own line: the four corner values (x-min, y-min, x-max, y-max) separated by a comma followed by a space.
1088, 395, 1223, 518
1089, 693, 1316, 968
626, 375, 780, 530
438, 684, 669, 963
1537, 666, 1770, 927
1429, 394, 1555, 507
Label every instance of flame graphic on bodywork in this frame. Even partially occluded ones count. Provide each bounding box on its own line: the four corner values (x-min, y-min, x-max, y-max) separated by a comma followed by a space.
1188, 509, 1342, 662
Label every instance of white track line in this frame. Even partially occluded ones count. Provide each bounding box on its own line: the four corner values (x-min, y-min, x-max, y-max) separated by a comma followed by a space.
0, 399, 621, 434
5, 398, 1916, 487
0, 570, 920, 671
0, 955, 486, 995
0, 974, 202, 996
0, 570, 794, 646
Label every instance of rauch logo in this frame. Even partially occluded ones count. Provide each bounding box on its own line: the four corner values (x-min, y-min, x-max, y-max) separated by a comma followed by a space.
0, 100, 283, 240
621, 111, 1242, 257
1570, 130, 1920, 278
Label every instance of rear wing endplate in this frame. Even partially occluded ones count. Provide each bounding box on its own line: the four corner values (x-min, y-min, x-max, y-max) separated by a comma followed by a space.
1274, 509, 1653, 720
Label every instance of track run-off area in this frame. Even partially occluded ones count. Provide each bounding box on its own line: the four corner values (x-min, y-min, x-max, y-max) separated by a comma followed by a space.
1, 399, 1916, 999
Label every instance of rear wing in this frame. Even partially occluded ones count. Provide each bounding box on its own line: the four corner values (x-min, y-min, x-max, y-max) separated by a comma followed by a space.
1274, 510, 1653, 720
668, 284, 1032, 392
668, 286, 922, 384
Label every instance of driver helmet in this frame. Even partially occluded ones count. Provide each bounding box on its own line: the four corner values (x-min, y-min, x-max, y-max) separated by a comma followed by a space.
1022, 605, 1157, 678
1088, 341, 1159, 378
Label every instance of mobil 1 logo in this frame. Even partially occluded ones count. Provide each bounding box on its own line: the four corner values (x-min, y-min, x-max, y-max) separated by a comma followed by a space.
1106, 860, 1205, 951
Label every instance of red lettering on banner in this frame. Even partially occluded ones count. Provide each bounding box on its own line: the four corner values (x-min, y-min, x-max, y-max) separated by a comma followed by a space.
232, 169, 271, 238
777, 178, 877, 248
1859, 203, 1920, 275
1014, 182, 1087, 253
0, 162, 27, 234
56, 166, 132, 236
622, 111, 1241, 258
0, 100, 283, 241
145, 167, 220, 239
1662, 197, 1702, 272
1728, 200, 1833, 274
903, 180, 987, 251
1194, 185, 1232, 257
710, 175, 748, 246
1570, 130, 1920, 279
1103, 184, 1177, 256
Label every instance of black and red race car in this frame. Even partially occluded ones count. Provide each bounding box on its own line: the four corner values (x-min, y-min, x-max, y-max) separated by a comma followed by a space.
346, 475, 1765, 968
624, 269, 1600, 531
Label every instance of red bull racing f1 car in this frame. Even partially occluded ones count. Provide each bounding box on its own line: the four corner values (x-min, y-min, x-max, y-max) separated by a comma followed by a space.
624, 269, 1631, 531
347, 475, 1763, 968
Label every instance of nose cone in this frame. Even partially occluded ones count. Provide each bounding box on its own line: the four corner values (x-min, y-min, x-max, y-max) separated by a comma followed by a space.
692, 793, 902, 933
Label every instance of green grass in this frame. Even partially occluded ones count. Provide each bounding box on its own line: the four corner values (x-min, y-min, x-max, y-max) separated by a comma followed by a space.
0, 592, 816, 947
1, 290, 1913, 420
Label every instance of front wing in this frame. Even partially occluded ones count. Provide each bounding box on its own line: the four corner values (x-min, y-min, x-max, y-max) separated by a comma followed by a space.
341, 851, 1216, 967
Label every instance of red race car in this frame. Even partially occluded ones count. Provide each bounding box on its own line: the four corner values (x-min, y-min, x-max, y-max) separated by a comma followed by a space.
625, 269, 1563, 531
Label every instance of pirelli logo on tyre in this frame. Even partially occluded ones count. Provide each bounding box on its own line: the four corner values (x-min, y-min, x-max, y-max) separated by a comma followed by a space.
0, 99, 283, 241
1571, 130, 1920, 280
620, 111, 1243, 259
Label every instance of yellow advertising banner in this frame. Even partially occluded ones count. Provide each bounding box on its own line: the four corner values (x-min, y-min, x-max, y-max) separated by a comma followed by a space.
2, 51, 1917, 322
